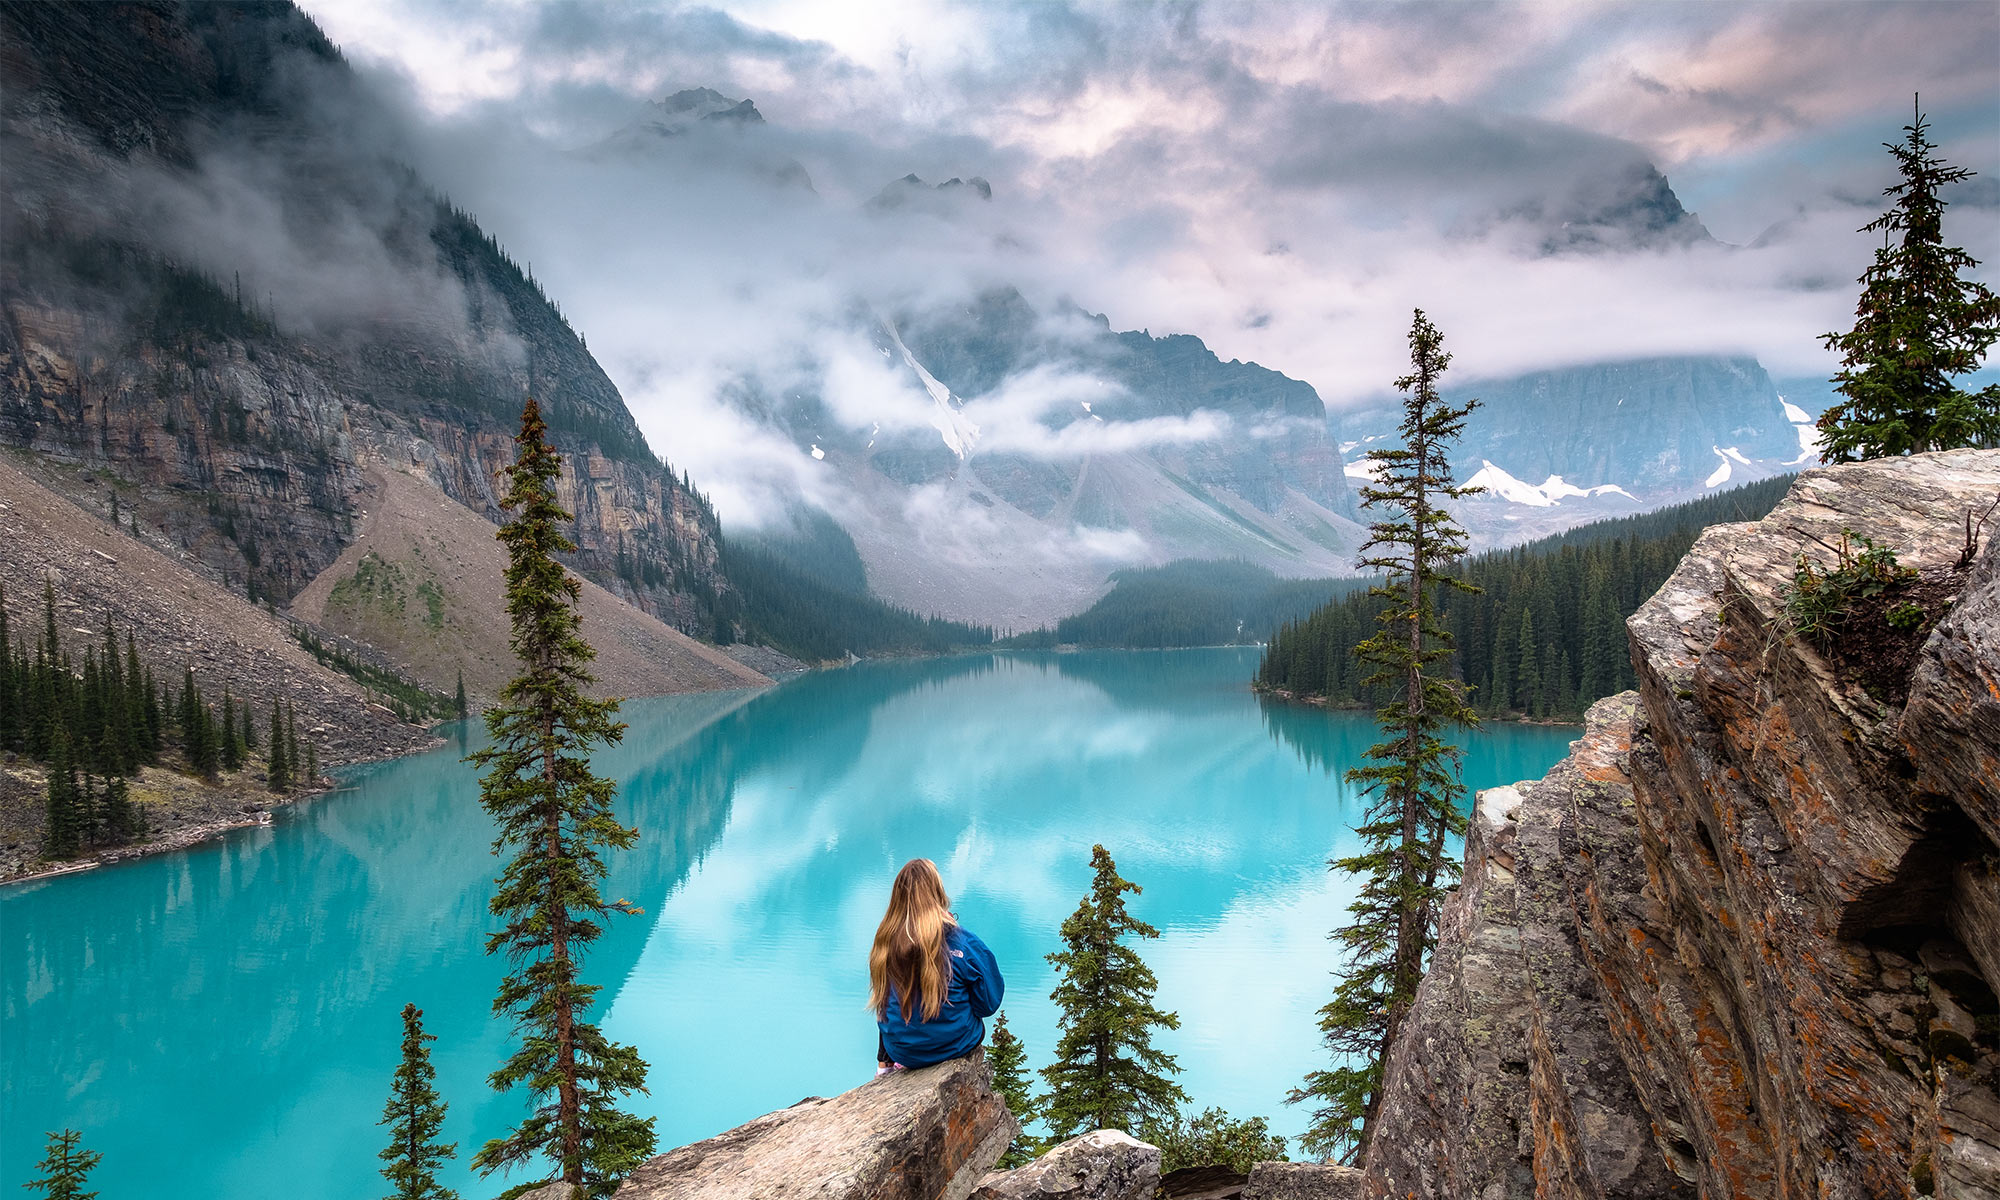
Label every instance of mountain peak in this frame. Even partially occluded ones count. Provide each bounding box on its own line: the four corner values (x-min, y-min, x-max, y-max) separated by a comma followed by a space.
868, 174, 993, 211
650, 87, 763, 123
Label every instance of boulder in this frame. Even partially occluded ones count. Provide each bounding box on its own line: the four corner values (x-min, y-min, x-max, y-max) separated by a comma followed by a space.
516, 1186, 581, 1200
1240, 1162, 1361, 1199
615, 1053, 1016, 1200
970, 1131, 1161, 1200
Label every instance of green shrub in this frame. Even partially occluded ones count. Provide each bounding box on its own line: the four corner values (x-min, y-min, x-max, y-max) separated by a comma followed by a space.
1784, 530, 1917, 645
1138, 1106, 1287, 1174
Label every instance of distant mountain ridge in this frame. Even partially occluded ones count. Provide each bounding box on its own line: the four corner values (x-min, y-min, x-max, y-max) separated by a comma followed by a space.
1340, 354, 1817, 548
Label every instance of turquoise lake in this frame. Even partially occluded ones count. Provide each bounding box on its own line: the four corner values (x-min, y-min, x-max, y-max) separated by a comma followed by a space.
1, 648, 1576, 1197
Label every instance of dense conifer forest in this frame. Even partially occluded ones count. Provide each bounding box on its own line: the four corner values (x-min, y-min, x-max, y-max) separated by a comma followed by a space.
718, 522, 995, 661
0, 581, 319, 860
1256, 475, 1794, 720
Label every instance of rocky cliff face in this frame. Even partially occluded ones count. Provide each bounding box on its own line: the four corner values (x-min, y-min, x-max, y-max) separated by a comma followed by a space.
0, 2, 727, 630
1366, 449, 2000, 1199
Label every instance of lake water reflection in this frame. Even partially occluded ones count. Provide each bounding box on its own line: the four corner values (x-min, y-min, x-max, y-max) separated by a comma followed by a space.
1, 648, 1575, 1197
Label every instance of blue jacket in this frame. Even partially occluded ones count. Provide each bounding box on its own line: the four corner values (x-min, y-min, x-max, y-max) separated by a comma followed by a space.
878, 925, 1004, 1068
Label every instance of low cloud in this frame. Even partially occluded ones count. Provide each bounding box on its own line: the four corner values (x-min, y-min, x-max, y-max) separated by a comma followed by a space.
284, 0, 1997, 534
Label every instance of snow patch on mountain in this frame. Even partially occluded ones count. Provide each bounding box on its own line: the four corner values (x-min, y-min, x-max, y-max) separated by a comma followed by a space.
882, 320, 980, 459
1780, 397, 1823, 464
1463, 461, 1634, 508
1705, 448, 1733, 488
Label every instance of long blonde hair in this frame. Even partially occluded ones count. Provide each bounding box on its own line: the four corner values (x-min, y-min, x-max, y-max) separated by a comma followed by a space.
869, 858, 957, 1022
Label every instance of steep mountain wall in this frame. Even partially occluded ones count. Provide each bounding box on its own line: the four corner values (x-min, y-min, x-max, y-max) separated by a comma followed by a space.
1366, 449, 2000, 1199
0, 2, 726, 629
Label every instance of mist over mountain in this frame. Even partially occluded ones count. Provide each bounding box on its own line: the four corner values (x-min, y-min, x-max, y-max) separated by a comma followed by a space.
4, 0, 1993, 636
0, 2, 727, 634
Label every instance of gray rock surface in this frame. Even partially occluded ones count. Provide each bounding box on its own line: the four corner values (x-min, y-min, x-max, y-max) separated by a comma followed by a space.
969, 1131, 1161, 1200
1361, 450, 2000, 1199
1240, 1162, 1361, 1199
616, 1054, 1015, 1200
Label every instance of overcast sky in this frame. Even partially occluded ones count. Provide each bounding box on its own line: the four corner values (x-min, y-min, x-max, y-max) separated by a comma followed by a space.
298, 0, 2000, 520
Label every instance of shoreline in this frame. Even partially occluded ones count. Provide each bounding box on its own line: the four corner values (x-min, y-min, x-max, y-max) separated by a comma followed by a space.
0, 732, 445, 889
1254, 685, 1588, 728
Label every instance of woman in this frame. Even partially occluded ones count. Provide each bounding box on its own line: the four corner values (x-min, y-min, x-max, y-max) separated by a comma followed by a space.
870, 857, 1004, 1072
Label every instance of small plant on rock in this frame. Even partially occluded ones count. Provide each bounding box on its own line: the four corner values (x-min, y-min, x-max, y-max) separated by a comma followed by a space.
1784, 530, 1918, 646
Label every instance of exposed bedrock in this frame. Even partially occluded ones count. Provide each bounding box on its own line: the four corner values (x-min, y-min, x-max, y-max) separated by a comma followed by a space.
1365, 449, 2000, 1199
614, 1053, 1016, 1200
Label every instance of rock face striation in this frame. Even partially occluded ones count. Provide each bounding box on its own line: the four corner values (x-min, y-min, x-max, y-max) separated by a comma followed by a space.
1365, 449, 2000, 1199
615, 1054, 1016, 1200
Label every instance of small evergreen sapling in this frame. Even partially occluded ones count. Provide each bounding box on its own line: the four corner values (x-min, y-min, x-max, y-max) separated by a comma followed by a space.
379, 1003, 459, 1200
1039, 844, 1186, 1140
22, 1128, 101, 1200
986, 1011, 1039, 1168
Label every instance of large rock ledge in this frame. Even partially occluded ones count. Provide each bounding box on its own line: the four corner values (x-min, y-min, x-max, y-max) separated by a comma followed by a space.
1366, 449, 2000, 1199
616, 1054, 1016, 1200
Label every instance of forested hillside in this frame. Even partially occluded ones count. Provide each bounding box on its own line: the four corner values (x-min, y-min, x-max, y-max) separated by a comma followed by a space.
1002, 560, 1369, 649
1257, 475, 1793, 719
720, 542, 994, 661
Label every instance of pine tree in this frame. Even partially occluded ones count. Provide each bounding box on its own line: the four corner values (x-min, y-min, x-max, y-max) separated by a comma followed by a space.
267, 699, 290, 793
0, 583, 14, 752
1040, 844, 1186, 1140
285, 701, 300, 785
1819, 98, 2000, 460
241, 699, 258, 756
987, 1011, 1039, 1168
22, 1129, 101, 1200
100, 776, 142, 844
42, 730, 83, 860
1514, 609, 1540, 718
303, 738, 318, 788
469, 398, 656, 1196
379, 1003, 459, 1200
455, 669, 468, 721
220, 686, 241, 772
1291, 309, 1480, 1162
42, 579, 59, 662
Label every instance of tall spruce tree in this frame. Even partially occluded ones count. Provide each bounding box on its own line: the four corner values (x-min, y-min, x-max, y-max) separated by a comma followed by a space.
0, 582, 14, 751
1039, 844, 1186, 1140
379, 1003, 459, 1200
455, 669, 468, 721
22, 1129, 101, 1200
267, 699, 290, 793
986, 1011, 1039, 1168
469, 397, 656, 1196
1290, 309, 1481, 1162
42, 730, 83, 860
1819, 98, 2000, 460
220, 686, 241, 772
